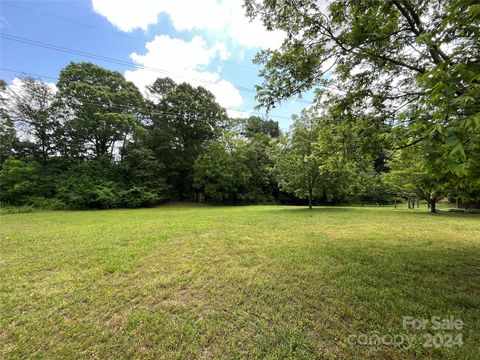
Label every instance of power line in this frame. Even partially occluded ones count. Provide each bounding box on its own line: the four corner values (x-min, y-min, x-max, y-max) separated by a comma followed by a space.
0, 68, 58, 82
0, 33, 314, 106
2, 2, 260, 71
2, 2, 147, 43
0, 67, 293, 124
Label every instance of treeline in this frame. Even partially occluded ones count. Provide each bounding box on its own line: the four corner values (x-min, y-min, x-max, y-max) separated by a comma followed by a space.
0, 62, 386, 209
0, 62, 284, 209
1, 61, 478, 211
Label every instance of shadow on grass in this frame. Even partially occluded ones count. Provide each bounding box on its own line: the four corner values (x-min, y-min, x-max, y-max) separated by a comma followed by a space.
266, 205, 480, 219
267, 206, 358, 214
412, 210, 480, 218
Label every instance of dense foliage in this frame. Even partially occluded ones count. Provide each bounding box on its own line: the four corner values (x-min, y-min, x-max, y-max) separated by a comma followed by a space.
0, 63, 286, 208
2, 1, 479, 217
245, 0, 480, 212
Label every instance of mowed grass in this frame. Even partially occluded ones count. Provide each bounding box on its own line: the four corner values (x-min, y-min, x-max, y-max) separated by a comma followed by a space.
1, 205, 479, 359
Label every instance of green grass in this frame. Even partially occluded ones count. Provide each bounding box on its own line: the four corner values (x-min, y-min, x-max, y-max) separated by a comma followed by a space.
1, 204, 479, 359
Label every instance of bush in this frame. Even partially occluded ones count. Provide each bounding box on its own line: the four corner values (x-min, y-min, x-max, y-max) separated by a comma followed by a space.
448, 208, 480, 214
27, 197, 66, 210
0, 205, 35, 215
57, 177, 121, 209
0, 157, 40, 205
57, 173, 166, 209
119, 187, 161, 208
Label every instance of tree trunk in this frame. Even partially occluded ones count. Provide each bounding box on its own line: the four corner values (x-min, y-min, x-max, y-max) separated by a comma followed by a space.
430, 199, 437, 213
308, 188, 313, 210
394, 197, 397, 208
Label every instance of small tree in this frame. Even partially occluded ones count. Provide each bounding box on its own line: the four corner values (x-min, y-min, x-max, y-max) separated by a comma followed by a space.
384, 148, 445, 213
274, 113, 322, 209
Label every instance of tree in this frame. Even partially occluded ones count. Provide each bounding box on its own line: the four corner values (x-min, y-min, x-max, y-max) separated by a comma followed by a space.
194, 133, 276, 204
194, 136, 247, 204
0, 117, 17, 164
3, 77, 59, 160
121, 127, 169, 202
245, 0, 480, 205
0, 80, 18, 163
383, 145, 447, 213
239, 116, 281, 200
274, 108, 384, 209
57, 62, 144, 159
274, 113, 322, 209
147, 78, 228, 199
242, 116, 280, 139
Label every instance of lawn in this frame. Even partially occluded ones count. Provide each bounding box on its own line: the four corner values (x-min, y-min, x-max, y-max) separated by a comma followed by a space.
1, 204, 479, 359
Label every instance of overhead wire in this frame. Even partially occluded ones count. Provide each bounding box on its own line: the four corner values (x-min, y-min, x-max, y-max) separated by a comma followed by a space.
1, 33, 314, 106
2, 2, 260, 71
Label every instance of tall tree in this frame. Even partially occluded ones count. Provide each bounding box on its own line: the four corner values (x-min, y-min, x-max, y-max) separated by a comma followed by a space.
194, 125, 280, 205
242, 116, 280, 139
147, 78, 228, 199
0, 117, 17, 164
56, 62, 144, 159
3, 77, 59, 160
0, 80, 18, 163
245, 0, 480, 203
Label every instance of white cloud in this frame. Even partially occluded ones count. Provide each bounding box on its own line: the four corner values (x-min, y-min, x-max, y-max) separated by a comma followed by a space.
125, 35, 243, 109
90, 0, 287, 112
90, 0, 152, 32
91, 0, 284, 49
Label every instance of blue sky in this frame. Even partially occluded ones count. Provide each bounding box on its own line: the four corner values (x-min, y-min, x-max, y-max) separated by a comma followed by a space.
0, 0, 314, 130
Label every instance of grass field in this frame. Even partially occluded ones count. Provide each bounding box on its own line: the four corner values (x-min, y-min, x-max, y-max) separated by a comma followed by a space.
1, 204, 479, 359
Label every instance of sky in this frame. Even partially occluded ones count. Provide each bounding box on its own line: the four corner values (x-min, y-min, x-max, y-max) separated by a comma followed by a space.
0, 0, 315, 130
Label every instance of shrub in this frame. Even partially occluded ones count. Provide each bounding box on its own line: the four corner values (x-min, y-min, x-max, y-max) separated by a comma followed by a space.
27, 197, 66, 210
57, 177, 121, 209
119, 186, 161, 208
0, 157, 40, 205
0, 205, 35, 215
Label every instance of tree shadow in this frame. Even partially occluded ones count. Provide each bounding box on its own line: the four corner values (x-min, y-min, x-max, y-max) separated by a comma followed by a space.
412, 210, 480, 218
265, 206, 357, 215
